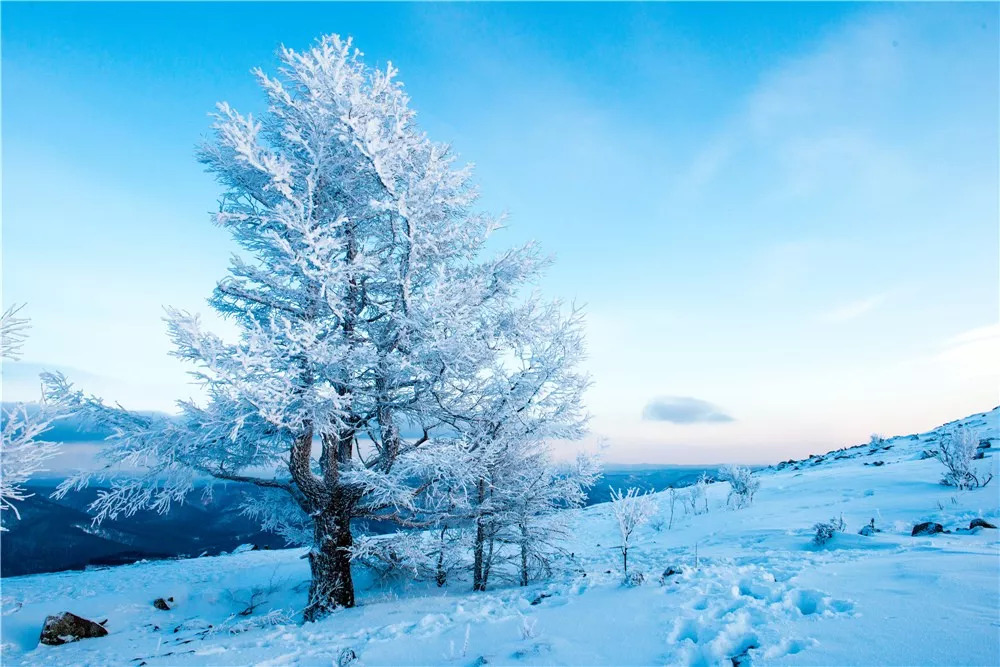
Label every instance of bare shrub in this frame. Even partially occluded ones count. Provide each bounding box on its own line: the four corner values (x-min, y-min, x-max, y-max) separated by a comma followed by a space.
719, 465, 760, 509
938, 428, 993, 489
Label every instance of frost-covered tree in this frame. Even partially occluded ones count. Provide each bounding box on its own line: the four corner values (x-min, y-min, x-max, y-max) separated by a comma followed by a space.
50, 35, 550, 620
0, 306, 70, 529
609, 486, 657, 578
503, 451, 600, 587
431, 302, 594, 591
937, 427, 992, 489
719, 464, 760, 509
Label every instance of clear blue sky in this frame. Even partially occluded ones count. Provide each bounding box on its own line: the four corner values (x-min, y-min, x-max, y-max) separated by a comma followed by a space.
3, 2, 997, 463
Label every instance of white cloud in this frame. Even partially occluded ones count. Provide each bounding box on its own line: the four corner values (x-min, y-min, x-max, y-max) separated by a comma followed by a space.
937, 323, 1000, 380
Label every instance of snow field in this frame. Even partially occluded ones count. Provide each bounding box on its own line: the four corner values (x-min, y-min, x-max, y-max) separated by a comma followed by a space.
2, 408, 997, 665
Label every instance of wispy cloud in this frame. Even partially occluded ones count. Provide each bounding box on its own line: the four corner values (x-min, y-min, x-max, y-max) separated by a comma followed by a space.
937, 323, 1000, 379
641, 397, 734, 424
820, 292, 890, 323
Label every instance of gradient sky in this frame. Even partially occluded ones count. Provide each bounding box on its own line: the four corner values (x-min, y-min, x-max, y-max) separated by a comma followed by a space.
3, 2, 998, 464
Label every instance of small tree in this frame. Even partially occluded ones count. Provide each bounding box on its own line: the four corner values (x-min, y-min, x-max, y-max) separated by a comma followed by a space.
683, 474, 710, 516
938, 427, 992, 489
609, 486, 656, 578
719, 464, 760, 509
868, 433, 885, 454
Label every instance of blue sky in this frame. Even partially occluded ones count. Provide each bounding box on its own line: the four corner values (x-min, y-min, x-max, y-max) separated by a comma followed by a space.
3, 2, 997, 463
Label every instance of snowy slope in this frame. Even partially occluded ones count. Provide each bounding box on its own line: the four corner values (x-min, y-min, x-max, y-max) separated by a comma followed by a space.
2, 408, 998, 666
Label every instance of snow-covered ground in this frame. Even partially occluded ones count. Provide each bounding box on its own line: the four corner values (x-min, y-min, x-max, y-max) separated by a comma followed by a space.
2, 408, 998, 666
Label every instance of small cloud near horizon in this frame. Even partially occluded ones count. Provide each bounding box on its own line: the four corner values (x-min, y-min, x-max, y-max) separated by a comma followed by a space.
642, 396, 735, 424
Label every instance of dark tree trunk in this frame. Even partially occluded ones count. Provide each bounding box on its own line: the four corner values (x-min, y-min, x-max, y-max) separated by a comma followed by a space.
472, 518, 487, 592
436, 526, 448, 587
304, 509, 354, 622
519, 523, 529, 587
472, 479, 488, 592
482, 537, 494, 590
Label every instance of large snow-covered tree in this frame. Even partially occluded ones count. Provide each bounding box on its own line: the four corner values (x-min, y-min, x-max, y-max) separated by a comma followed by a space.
51, 35, 557, 620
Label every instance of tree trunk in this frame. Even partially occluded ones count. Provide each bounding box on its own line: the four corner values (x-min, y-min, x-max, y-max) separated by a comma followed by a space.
304, 509, 354, 622
482, 537, 494, 590
472, 517, 487, 591
519, 523, 529, 587
435, 526, 448, 588
472, 479, 487, 592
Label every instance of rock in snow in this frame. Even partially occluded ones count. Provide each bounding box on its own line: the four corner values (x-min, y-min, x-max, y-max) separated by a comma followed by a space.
911, 522, 945, 536
969, 518, 997, 530
39, 612, 108, 646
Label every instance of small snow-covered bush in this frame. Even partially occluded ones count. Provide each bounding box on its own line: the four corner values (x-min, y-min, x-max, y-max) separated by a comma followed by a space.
719, 465, 760, 509
812, 515, 845, 546
216, 609, 293, 635
623, 570, 645, 587
337, 647, 360, 667
519, 615, 538, 640
868, 433, 885, 454
609, 486, 657, 578
938, 428, 993, 489
683, 475, 709, 516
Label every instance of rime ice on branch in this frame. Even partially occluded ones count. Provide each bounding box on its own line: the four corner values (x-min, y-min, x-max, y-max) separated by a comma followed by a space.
0, 306, 72, 529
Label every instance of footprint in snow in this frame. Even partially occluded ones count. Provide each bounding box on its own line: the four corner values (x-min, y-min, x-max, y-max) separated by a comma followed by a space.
662, 564, 853, 666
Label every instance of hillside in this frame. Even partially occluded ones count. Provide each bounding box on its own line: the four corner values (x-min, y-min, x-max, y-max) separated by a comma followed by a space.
1, 407, 997, 666
0, 467, 717, 577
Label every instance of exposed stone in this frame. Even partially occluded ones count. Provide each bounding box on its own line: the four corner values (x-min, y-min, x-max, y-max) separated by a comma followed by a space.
911, 522, 944, 537
970, 518, 997, 530
39, 612, 109, 646
152, 597, 173, 611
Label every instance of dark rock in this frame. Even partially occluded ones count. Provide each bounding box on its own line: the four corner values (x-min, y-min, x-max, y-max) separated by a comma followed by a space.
978, 440, 992, 449
152, 597, 172, 611
970, 518, 997, 530
661, 566, 683, 579
974, 451, 985, 460
731, 643, 758, 667
39, 612, 109, 646
919, 450, 937, 460
911, 522, 944, 536
859, 525, 878, 536
530, 592, 552, 606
